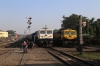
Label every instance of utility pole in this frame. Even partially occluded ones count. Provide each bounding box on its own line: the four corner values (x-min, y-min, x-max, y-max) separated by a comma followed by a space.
24, 30, 26, 38
45, 25, 47, 28
76, 15, 86, 54
79, 15, 83, 45
45, 25, 47, 29
78, 15, 83, 54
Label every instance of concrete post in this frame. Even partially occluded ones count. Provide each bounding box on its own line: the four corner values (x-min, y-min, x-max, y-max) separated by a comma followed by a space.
79, 15, 83, 54
79, 15, 83, 44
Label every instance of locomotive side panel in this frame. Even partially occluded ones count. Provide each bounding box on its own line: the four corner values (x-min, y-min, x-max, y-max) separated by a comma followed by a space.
53, 33, 63, 46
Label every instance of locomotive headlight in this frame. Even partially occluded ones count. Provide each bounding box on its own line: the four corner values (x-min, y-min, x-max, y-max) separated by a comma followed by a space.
74, 35, 76, 37
65, 36, 68, 37
49, 35, 52, 37
41, 36, 43, 37
48, 36, 50, 38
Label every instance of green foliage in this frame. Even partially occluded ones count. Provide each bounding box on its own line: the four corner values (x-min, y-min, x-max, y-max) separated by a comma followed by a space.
61, 14, 79, 30
7, 30, 16, 36
72, 52, 100, 60
0, 30, 2, 31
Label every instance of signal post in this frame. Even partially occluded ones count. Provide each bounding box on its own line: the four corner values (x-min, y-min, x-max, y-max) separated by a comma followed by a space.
26, 17, 32, 34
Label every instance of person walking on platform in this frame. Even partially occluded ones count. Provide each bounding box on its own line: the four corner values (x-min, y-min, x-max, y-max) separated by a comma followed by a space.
31, 41, 34, 49
19, 39, 24, 51
22, 40, 28, 53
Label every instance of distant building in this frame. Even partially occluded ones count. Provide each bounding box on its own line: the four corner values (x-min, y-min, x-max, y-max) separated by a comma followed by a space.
0, 31, 8, 38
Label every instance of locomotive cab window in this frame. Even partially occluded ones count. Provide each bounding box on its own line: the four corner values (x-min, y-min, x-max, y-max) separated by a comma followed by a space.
71, 31, 76, 35
40, 31, 45, 34
47, 30, 52, 34
65, 31, 70, 34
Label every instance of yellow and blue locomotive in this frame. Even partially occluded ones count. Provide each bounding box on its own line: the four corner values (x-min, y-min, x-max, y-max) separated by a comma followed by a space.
53, 28, 78, 47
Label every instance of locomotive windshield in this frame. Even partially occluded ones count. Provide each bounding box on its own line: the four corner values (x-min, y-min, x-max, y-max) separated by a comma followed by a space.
40, 30, 45, 34
47, 30, 52, 34
71, 31, 76, 35
65, 31, 70, 34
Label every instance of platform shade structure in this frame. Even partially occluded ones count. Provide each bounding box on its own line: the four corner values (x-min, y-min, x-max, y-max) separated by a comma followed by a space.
82, 22, 86, 26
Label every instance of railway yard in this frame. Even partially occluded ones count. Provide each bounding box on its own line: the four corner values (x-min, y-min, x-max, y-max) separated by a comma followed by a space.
1, 0, 100, 66
0, 39, 100, 66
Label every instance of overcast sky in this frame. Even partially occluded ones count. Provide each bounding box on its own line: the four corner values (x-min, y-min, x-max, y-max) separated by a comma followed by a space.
0, 0, 100, 34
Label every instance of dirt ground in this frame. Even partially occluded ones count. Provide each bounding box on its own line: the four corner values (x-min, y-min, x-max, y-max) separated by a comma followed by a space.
0, 48, 66, 66
0, 44, 100, 66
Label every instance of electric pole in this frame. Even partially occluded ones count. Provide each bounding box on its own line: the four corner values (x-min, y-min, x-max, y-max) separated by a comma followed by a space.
24, 30, 26, 38
79, 15, 83, 45
78, 15, 83, 54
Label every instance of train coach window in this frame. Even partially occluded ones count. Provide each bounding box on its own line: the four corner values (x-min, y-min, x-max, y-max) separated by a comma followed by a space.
47, 31, 52, 34
40, 31, 45, 34
71, 32, 76, 35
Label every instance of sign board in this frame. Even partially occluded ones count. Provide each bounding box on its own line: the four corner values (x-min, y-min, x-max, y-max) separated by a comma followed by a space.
82, 22, 86, 26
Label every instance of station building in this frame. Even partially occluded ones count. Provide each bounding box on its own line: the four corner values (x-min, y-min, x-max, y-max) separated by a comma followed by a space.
0, 31, 8, 38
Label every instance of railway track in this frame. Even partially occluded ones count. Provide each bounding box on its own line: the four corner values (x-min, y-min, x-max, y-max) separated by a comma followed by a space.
0, 42, 12, 47
18, 52, 24, 66
46, 47, 97, 66
0, 49, 15, 66
0, 49, 13, 56
0, 49, 26, 66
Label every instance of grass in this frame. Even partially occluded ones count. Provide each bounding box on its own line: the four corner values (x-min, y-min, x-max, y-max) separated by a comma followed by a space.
71, 51, 100, 60
71, 51, 100, 64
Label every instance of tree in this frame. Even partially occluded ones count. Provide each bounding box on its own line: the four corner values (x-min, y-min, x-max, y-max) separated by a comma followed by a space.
95, 19, 100, 37
61, 14, 79, 29
7, 30, 16, 36
89, 18, 95, 35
